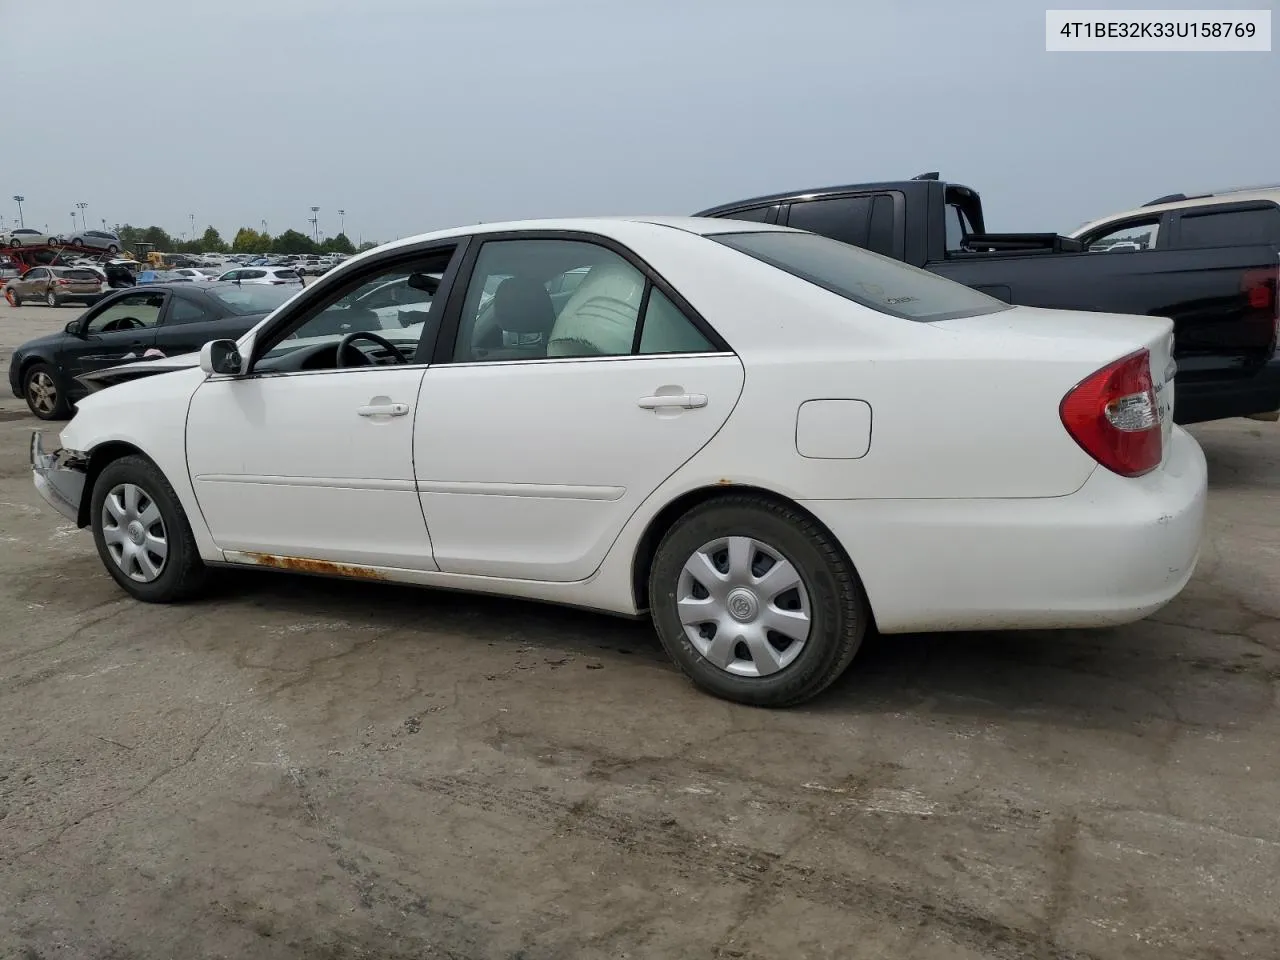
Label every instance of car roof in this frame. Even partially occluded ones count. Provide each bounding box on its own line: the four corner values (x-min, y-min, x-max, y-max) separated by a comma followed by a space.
363, 216, 789, 257
114, 282, 202, 294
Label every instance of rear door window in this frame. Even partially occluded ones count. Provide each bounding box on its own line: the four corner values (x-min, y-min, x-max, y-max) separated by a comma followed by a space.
720, 206, 772, 224
711, 230, 1009, 322
786, 196, 874, 249
166, 297, 214, 325
1176, 205, 1280, 248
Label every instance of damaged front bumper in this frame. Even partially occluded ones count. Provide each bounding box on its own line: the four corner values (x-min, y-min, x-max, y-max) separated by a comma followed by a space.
30, 431, 87, 524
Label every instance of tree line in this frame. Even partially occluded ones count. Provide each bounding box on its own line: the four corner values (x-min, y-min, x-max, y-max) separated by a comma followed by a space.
114, 224, 377, 256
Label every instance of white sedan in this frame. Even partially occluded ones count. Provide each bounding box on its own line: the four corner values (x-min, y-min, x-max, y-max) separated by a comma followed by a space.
30, 217, 1207, 707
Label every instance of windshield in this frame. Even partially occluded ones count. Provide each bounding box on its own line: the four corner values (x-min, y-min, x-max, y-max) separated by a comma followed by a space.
206, 283, 298, 315
710, 230, 1010, 322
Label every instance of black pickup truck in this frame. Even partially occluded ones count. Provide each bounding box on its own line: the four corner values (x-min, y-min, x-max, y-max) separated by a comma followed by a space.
696, 176, 1280, 424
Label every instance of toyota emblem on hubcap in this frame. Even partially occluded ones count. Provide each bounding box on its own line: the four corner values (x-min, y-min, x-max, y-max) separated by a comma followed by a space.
726, 587, 759, 622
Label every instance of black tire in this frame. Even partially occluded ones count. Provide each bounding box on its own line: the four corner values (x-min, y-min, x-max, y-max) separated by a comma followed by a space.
72, 237, 83, 246
90, 455, 209, 603
5, 289, 19, 307
107, 245, 119, 255
45, 290, 59, 307
648, 496, 868, 707
23, 361, 71, 420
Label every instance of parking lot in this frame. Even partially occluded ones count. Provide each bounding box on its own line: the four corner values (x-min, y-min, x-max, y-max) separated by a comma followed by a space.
0, 301, 1278, 959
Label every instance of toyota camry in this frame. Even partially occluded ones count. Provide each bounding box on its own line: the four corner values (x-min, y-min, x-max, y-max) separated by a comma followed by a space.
30, 217, 1207, 707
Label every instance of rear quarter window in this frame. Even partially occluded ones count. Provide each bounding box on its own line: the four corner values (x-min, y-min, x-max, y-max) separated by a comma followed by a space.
1176, 205, 1280, 248
711, 230, 1009, 322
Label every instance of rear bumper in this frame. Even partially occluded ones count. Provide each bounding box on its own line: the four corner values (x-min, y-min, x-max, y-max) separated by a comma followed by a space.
30, 431, 87, 524
1175, 357, 1280, 424
802, 426, 1208, 634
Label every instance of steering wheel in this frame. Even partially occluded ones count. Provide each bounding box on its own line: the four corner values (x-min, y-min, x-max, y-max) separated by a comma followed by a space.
336, 330, 408, 368
102, 316, 143, 332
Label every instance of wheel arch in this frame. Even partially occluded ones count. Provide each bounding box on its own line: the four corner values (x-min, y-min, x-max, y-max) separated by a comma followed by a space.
77, 441, 150, 527
629, 483, 876, 628
18, 353, 52, 380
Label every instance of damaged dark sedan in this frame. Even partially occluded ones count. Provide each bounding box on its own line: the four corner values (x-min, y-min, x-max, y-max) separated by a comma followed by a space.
8, 282, 299, 420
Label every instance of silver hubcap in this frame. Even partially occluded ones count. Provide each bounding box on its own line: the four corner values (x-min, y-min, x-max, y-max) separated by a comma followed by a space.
101, 483, 168, 583
677, 536, 812, 678
27, 372, 56, 414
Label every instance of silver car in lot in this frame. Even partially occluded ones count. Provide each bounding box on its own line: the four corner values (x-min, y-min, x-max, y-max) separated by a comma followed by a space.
63, 229, 122, 254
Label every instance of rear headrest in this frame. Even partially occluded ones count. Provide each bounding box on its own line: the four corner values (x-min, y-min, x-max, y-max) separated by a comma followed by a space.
493, 276, 555, 334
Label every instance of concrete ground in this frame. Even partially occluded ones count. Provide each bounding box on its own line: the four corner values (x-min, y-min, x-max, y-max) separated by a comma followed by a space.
1, 301, 1278, 960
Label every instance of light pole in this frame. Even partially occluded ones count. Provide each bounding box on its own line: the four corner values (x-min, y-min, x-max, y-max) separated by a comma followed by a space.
309, 206, 320, 243
189, 213, 195, 239
12, 196, 24, 228
338, 209, 345, 236
76, 202, 88, 237
70, 212, 77, 235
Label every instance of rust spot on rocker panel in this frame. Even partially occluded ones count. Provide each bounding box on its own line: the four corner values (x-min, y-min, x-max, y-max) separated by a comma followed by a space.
241, 552, 387, 580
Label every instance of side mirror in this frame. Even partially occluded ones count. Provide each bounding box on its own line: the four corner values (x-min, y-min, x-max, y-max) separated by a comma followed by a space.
64, 319, 82, 336
200, 339, 244, 376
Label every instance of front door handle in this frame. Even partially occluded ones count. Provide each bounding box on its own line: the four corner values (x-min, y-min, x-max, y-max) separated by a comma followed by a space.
637, 393, 707, 410
357, 403, 409, 418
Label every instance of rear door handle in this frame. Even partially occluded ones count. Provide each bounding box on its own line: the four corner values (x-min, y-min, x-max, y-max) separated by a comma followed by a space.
357, 403, 409, 417
638, 394, 707, 410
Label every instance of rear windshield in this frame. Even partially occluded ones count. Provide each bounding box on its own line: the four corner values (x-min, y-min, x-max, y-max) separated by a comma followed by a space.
710, 230, 1010, 322
205, 283, 297, 314
59, 269, 99, 281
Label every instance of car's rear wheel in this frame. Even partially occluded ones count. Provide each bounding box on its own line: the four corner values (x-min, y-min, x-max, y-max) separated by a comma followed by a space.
649, 496, 868, 707
44, 290, 58, 307
72, 237, 83, 246
23, 362, 71, 420
90, 455, 209, 603
107, 245, 119, 255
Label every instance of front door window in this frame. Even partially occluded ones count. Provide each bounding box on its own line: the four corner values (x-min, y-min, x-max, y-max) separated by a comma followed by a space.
87, 292, 165, 333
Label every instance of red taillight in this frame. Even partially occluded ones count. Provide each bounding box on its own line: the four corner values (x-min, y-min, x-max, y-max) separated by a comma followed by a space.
55, 278, 70, 286
1241, 266, 1279, 341
1060, 348, 1162, 478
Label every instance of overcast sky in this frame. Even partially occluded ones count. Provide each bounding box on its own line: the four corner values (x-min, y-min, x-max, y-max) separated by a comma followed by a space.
5, 0, 1277, 243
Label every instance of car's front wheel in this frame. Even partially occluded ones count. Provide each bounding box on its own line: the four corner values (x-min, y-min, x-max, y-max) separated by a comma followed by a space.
90, 455, 209, 602
5, 289, 19, 307
23, 362, 71, 420
649, 496, 868, 707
